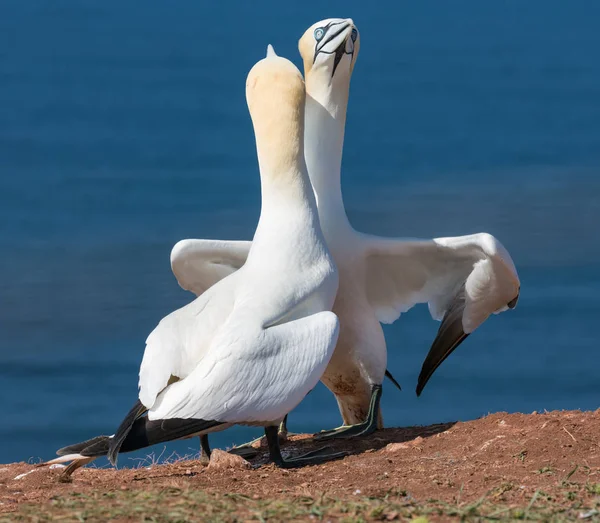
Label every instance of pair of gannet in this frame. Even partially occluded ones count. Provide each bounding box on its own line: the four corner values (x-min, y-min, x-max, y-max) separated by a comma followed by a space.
46, 17, 520, 478
45, 52, 348, 479
171, 19, 520, 440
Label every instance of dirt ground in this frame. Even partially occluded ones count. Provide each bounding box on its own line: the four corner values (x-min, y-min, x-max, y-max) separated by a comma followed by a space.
1, 409, 599, 518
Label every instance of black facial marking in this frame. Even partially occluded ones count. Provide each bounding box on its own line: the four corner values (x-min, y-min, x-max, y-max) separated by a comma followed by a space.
332, 44, 346, 76
312, 21, 356, 77
312, 20, 346, 63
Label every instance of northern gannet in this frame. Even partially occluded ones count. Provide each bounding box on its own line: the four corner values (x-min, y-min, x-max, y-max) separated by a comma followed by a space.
170, 19, 520, 440
43, 52, 346, 479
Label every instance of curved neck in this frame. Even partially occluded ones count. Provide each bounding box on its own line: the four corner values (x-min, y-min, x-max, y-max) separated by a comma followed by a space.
250, 102, 319, 247
304, 73, 351, 228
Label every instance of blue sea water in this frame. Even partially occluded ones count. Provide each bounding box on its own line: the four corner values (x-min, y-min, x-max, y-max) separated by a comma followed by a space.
1, 1, 599, 466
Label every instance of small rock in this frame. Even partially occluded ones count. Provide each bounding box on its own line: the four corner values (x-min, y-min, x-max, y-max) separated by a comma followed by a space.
353, 489, 361, 495
385, 443, 409, 453
252, 494, 260, 500
14, 470, 36, 480
386, 511, 399, 521
208, 449, 251, 470
49, 464, 66, 470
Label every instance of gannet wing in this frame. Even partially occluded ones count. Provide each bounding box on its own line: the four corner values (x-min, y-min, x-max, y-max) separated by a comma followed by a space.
138, 283, 235, 409
148, 311, 339, 423
361, 232, 520, 394
170, 239, 251, 296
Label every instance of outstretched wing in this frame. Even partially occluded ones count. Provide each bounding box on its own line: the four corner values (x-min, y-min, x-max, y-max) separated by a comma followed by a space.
362, 232, 520, 394
170, 239, 251, 296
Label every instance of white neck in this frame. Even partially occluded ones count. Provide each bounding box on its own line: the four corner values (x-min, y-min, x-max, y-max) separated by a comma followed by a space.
250, 116, 320, 251
304, 73, 351, 230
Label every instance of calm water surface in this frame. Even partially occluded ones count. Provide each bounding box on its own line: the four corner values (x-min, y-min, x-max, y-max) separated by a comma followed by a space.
1, 1, 599, 465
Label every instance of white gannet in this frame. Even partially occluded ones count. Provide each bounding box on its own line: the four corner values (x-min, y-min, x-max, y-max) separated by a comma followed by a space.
169, 20, 520, 440
43, 52, 346, 480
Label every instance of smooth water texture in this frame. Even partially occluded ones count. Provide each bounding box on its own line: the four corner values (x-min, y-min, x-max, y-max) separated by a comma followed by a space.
1, 1, 599, 465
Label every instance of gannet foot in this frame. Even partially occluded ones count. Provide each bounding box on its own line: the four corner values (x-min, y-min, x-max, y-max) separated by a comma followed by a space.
313, 384, 382, 440
228, 446, 261, 460
228, 414, 291, 459
265, 426, 347, 468
199, 435, 211, 466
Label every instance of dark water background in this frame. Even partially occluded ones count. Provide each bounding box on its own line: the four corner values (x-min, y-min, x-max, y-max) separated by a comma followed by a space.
1, 1, 599, 465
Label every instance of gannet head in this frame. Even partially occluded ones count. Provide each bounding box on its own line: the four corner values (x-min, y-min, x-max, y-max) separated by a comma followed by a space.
246, 54, 306, 178
298, 18, 359, 84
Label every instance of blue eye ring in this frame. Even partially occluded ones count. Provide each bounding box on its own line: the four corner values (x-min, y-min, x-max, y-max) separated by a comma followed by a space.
314, 27, 325, 41
350, 28, 358, 43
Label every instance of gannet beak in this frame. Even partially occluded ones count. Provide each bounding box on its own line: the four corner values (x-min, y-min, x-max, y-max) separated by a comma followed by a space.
314, 19, 357, 76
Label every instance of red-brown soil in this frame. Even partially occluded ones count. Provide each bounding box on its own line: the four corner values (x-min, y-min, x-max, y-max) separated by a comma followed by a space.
1, 410, 599, 516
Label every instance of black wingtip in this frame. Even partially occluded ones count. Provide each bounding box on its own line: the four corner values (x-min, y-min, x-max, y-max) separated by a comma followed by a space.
385, 369, 402, 391
108, 400, 147, 467
416, 331, 469, 397
57, 435, 111, 456
416, 286, 471, 397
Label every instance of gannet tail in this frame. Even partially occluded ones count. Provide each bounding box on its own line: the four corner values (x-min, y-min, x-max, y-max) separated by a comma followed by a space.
266, 44, 278, 58
46, 399, 224, 469
104, 399, 223, 466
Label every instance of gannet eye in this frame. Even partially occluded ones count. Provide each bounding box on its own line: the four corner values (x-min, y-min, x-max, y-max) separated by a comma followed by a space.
314, 27, 325, 42
350, 28, 358, 43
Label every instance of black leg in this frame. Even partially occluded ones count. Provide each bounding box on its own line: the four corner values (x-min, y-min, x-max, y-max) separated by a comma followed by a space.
314, 384, 382, 440
199, 435, 211, 465
265, 426, 347, 469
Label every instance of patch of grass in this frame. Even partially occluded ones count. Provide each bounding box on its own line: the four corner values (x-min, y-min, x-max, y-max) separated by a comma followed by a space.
513, 449, 528, 463
559, 464, 580, 487
536, 466, 555, 475
585, 483, 600, 496
4, 485, 600, 523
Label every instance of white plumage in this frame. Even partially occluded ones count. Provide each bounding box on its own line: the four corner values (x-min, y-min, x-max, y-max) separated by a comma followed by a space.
170, 19, 520, 434
139, 53, 340, 427
44, 51, 346, 476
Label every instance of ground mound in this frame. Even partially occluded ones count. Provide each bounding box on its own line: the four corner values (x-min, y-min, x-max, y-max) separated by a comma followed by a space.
1, 410, 599, 521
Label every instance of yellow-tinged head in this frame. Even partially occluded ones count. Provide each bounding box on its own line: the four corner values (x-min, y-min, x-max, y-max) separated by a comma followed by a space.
246, 54, 306, 178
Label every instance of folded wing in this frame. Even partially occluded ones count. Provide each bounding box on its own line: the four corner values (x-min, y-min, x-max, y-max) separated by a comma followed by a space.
148, 311, 340, 424
170, 239, 251, 296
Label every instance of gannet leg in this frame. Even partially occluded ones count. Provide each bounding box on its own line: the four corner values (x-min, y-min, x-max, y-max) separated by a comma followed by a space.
313, 384, 382, 440
265, 426, 347, 468
277, 414, 294, 439
228, 413, 293, 459
199, 435, 211, 465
